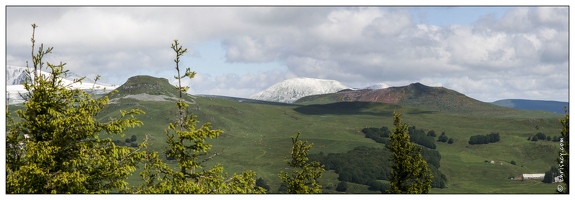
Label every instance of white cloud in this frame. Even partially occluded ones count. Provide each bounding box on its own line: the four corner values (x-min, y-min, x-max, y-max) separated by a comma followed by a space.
6, 6, 568, 102
184, 69, 296, 98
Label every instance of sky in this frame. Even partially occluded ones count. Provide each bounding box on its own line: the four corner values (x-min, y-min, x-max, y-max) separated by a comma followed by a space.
3, 3, 570, 102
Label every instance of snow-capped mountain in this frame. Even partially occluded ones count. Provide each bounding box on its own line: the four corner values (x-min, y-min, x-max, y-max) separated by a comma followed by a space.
6, 65, 29, 85
364, 82, 390, 90
5, 65, 118, 105
249, 77, 350, 103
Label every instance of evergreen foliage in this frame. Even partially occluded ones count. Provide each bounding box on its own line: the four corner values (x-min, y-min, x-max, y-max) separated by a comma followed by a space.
362, 125, 437, 149
310, 146, 446, 189
6, 24, 146, 194
311, 146, 392, 184
132, 40, 264, 194
278, 132, 325, 194
408, 126, 437, 149
447, 138, 454, 144
557, 107, 568, 193
551, 166, 560, 177
362, 126, 391, 143
386, 111, 433, 194
542, 171, 554, 183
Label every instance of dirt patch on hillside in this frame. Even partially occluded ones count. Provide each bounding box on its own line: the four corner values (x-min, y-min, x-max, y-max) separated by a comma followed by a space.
109, 93, 194, 104
337, 88, 403, 104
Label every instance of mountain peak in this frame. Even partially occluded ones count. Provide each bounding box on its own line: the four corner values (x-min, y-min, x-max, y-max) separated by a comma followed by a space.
365, 82, 390, 90
121, 75, 170, 90
6, 65, 118, 104
250, 77, 350, 103
107, 75, 194, 104
296, 82, 515, 114
409, 82, 425, 87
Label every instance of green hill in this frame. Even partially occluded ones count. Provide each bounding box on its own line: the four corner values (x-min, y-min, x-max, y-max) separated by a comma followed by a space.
101, 77, 565, 193
492, 99, 568, 114
9, 76, 564, 194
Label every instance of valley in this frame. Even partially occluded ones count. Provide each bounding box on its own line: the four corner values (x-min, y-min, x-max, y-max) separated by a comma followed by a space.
93, 76, 566, 193
6, 74, 566, 194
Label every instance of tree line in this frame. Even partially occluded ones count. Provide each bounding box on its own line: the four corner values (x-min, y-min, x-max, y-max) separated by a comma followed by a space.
468, 132, 500, 145
527, 132, 563, 142
362, 125, 455, 149
313, 133, 447, 190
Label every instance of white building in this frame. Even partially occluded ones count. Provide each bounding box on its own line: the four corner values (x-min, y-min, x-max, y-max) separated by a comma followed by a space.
522, 174, 545, 180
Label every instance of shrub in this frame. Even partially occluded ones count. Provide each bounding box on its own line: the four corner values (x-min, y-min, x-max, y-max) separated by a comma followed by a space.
542, 171, 554, 183
335, 181, 348, 192
113, 140, 126, 146
510, 161, 516, 165
535, 132, 546, 140
255, 178, 271, 192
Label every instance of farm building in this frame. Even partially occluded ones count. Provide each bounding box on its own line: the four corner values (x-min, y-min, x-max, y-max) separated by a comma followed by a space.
522, 174, 545, 180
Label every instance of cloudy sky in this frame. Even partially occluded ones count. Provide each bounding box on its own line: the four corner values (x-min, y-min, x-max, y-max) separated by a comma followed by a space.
5, 5, 569, 102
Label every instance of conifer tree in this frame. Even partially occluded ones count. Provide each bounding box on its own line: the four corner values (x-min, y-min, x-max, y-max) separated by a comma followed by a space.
6, 24, 146, 194
279, 132, 325, 194
386, 111, 433, 194
133, 40, 264, 194
557, 107, 569, 193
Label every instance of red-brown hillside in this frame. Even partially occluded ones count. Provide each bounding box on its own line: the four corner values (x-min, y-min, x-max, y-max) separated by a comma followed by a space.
295, 83, 517, 115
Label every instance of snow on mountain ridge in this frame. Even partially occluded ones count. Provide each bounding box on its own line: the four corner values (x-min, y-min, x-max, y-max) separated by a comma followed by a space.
5, 65, 118, 105
365, 82, 390, 90
6, 65, 29, 85
249, 77, 351, 103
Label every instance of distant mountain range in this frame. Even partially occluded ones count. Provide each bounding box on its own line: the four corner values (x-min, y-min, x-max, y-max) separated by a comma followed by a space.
7, 65, 567, 115
7, 73, 564, 193
491, 99, 568, 114
250, 78, 568, 115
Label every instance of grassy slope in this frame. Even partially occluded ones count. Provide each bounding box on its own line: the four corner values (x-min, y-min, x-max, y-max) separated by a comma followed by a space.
7, 79, 564, 194
90, 93, 564, 194
492, 99, 569, 114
